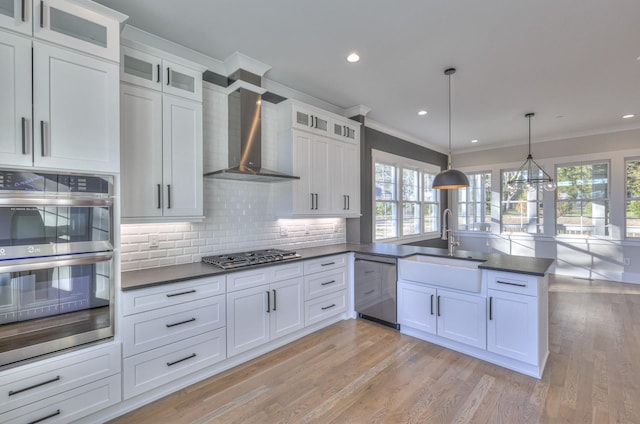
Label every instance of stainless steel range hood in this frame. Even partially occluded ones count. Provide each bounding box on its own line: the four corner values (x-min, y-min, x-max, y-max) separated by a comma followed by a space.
204, 85, 299, 182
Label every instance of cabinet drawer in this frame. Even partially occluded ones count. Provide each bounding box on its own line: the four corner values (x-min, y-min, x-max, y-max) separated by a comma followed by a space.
226, 262, 303, 292
0, 343, 120, 414
304, 268, 347, 301
123, 294, 226, 357
486, 270, 540, 297
0, 374, 121, 424
122, 275, 226, 315
304, 254, 348, 275
305, 290, 347, 326
123, 328, 226, 399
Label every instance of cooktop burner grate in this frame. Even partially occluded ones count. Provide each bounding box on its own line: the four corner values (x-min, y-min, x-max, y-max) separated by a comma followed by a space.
202, 248, 301, 269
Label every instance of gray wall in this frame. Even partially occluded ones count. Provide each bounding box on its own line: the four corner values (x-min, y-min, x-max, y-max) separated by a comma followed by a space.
349, 124, 449, 247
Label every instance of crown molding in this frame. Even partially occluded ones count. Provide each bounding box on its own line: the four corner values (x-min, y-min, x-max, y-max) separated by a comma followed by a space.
223, 52, 271, 77
343, 105, 371, 118
365, 118, 447, 154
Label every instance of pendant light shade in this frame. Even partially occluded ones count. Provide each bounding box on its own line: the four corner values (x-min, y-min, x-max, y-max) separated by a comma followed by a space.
433, 67, 469, 189
506, 113, 556, 193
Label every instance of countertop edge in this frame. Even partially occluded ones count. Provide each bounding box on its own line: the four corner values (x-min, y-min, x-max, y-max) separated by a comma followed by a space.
122, 243, 554, 291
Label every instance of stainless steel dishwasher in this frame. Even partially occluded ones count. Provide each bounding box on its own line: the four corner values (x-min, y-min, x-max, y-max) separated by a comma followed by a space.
354, 253, 399, 329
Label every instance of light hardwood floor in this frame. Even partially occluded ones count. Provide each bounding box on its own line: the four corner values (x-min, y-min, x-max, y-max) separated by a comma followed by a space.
110, 275, 640, 423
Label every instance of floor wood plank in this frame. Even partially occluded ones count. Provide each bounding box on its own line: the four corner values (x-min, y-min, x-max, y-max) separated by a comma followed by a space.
110, 275, 640, 423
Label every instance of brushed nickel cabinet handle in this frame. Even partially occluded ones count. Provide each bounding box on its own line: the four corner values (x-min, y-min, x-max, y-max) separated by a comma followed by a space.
321, 280, 336, 286
321, 303, 336, 310
321, 262, 335, 267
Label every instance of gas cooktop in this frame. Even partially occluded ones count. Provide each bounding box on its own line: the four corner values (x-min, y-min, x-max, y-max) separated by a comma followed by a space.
202, 249, 301, 269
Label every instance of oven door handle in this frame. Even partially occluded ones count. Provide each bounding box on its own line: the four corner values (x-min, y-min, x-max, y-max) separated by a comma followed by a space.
0, 252, 113, 273
0, 196, 113, 207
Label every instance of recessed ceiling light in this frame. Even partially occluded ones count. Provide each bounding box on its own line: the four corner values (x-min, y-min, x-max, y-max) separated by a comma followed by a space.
346, 52, 360, 63
471, 139, 479, 143
418, 110, 428, 116
623, 114, 635, 119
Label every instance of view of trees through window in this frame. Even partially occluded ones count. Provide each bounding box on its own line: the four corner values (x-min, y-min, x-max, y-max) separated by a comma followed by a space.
458, 172, 491, 231
627, 158, 640, 237
501, 170, 543, 234
374, 151, 439, 241
556, 162, 609, 236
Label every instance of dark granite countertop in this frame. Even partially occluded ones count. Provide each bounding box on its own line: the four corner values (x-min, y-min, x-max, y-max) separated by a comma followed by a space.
121, 243, 554, 291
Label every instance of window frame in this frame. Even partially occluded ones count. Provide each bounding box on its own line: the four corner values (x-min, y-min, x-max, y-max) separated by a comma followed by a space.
555, 160, 610, 238
372, 149, 441, 243
457, 171, 492, 232
500, 168, 544, 234
625, 157, 640, 239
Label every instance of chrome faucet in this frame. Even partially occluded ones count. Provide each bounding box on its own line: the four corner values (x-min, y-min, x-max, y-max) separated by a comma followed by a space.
441, 208, 460, 256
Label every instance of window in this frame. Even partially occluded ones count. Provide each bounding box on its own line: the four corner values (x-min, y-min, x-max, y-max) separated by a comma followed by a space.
373, 150, 440, 241
625, 158, 640, 238
501, 169, 543, 234
458, 171, 491, 231
556, 162, 609, 236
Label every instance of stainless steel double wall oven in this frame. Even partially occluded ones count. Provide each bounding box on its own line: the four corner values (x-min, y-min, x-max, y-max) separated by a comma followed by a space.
0, 169, 115, 367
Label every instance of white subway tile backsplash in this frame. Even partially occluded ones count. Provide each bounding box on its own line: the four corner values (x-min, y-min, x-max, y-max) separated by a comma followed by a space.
120, 84, 347, 271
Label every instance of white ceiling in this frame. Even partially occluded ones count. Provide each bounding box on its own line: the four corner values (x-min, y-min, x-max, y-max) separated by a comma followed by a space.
95, 0, 640, 153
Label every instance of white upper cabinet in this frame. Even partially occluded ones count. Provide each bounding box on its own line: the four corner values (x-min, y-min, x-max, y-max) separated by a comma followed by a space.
120, 42, 205, 222
32, 41, 119, 172
0, 30, 32, 167
121, 46, 203, 102
0, 0, 32, 35
0, 0, 123, 173
277, 99, 362, 218
33, 0, 121, 61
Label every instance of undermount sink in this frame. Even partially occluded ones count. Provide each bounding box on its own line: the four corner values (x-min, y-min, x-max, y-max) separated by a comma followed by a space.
397, 255, 483, 292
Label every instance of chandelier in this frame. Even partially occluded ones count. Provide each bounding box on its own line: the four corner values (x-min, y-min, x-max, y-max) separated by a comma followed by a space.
507, 113, 556, 193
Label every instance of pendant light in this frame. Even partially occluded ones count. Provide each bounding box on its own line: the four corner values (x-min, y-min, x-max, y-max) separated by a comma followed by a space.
433, 67, 469, 189
506, 113, 556, 193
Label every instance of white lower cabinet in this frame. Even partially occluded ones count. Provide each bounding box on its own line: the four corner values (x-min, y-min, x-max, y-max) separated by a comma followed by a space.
397, 281, 486, 349
0, 374, 121, 424
305, 290, 347, 326
123, 328, 226, 399
398, 265, 549, 378
0, 343, 121, 420
486, 269, 548, 367
226, 276, 304, 357
121, 276, 227, 399
303, 255, 349, 326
